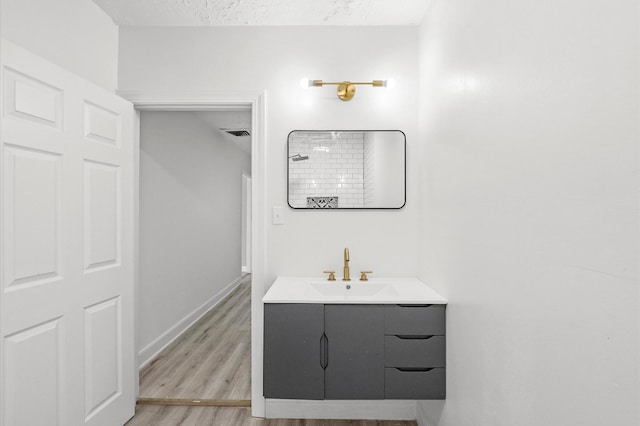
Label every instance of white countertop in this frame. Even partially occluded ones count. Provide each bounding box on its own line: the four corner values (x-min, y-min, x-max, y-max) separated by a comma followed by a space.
262, 276, 447, 304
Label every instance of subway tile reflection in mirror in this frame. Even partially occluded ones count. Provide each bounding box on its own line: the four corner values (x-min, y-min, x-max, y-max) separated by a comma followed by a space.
287, 130, 406, 209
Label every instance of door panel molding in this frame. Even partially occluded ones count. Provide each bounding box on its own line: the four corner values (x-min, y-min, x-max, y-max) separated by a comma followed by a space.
3, 67, 63, 130
2, 144, 62, 290
84, 296, 122, 421
83, 160, 121, 272
83, 101, 121, 147
3, 317, 64, 426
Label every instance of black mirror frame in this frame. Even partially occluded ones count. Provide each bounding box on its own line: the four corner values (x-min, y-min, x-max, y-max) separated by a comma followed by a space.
287, 130, 407, 210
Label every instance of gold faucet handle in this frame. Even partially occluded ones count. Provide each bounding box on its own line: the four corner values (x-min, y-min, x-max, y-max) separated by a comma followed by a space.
323, 271, 336, 281
359, 271, 373, 281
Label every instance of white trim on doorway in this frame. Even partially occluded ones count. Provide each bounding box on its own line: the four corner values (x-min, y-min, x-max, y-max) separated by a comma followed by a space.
242, 173, 252, 274
118, 90, 267, 418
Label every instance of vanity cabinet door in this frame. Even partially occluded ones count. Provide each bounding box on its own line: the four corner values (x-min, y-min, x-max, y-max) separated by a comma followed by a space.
264, 303, 325, 399
324, 304, 384, 399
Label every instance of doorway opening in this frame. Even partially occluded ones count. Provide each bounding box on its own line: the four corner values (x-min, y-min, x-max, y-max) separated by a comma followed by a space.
135, 109, 252, 406
123, 91, 266, 417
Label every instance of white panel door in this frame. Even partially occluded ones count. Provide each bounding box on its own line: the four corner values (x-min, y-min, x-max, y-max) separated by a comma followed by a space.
0, 39, 135, 426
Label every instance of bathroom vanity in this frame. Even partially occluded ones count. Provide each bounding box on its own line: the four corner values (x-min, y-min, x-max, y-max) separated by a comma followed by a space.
262, 277, 447, 401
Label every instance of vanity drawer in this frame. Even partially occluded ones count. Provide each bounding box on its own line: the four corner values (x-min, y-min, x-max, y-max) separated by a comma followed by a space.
384, 335, 445, 368
384, 368, 446, 399
385, 304, 445, 335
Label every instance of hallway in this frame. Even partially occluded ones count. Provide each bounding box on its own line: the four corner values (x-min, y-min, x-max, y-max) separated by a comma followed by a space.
136, 276, 251, 402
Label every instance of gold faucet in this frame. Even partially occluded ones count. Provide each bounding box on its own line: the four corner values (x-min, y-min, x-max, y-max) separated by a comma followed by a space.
343, 247, 351, 281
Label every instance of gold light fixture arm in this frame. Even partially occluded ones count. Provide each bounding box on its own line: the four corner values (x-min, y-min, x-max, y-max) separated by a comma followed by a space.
308, 79, 390, 101
317, 81, 383, 86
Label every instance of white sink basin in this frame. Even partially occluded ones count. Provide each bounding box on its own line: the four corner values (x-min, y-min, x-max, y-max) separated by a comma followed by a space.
307, 281, 398, 297
262, 276, 447, 304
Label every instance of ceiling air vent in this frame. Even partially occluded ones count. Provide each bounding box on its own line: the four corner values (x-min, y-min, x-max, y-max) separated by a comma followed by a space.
222, 128, 251, 137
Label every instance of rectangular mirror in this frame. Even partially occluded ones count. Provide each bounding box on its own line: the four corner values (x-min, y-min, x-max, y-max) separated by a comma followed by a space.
287, 130, 406, 209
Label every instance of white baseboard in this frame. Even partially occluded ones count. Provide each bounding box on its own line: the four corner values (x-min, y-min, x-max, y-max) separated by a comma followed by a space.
138, 276, 243, 369
265, 399, 416, 420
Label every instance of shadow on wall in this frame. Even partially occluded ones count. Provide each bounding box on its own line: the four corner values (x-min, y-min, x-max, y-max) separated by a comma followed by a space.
418, 400, 444, 425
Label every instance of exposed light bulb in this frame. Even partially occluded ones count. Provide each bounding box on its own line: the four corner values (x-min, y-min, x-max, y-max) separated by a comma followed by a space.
300, 77, 311, 89
383, 78, 396, 89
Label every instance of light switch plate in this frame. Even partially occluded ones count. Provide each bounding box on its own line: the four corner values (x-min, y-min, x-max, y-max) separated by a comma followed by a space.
272, 206, 284, 225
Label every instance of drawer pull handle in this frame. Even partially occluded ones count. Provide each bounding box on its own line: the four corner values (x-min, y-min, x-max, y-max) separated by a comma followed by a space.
396, 368, 433, 372
397, 304, 432, 307
396, 335, 434, 340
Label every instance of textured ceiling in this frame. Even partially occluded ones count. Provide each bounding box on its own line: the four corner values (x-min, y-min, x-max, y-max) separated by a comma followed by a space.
92, 0, 430, 26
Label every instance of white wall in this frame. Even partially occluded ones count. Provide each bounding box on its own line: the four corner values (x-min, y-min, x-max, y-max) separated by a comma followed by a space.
417, 1, 639, 426
138, 111, 251, 363
118, 25, 420, 285
0, 0, 119, 91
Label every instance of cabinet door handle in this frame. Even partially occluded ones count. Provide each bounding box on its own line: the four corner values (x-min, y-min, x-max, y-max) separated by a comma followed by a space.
397, 304, 432, 307
320, 333, 329, 370
324, 334, 329, 369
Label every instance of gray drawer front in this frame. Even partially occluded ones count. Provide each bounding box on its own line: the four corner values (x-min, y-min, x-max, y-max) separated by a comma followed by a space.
385, 335, 445, 368
385, 304, 445, 335
384, 368, 446, 399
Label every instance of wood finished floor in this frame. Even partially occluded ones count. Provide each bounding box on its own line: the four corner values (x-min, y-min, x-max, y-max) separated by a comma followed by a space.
136, 276, 251, 401
127, 275, 417, 425
127, 405, 417, 426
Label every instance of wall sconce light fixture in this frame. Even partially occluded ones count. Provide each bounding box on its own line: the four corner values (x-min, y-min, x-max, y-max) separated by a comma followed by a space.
300, 78, 395, 101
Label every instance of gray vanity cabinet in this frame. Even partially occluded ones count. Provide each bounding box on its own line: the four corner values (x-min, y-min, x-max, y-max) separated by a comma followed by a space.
264, 303, 446, 400
263, 304, 384, 400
